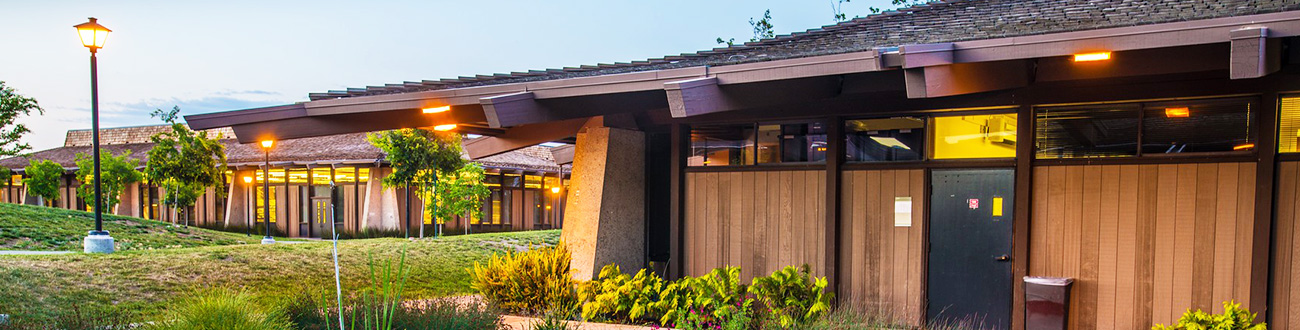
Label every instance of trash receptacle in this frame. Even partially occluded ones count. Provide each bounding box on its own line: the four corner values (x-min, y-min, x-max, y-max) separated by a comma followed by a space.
1024, 276, 1074, 330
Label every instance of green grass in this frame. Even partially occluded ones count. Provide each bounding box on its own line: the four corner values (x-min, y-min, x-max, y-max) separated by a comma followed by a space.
0, 228, 560, 323
0, 203, 264, 251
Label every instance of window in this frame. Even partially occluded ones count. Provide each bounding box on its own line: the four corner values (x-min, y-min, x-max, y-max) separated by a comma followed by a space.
524, 175, 543, 189
932, 114, 1018, 159
689, 124, 754, 166
756, 122, 827, 164
255, 186, 277, 223
1281, 96, 1300, 153
1036, 104, 1139, 158
1142, 99, 1254, 154
846, 117, 925, 162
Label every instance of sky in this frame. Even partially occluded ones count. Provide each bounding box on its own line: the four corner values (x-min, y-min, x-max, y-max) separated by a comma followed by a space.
0, 0, 895, 151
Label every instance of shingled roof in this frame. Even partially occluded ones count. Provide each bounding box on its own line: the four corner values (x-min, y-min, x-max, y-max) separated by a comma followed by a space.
309, 0, 1300, 101
1, 126, 567, 173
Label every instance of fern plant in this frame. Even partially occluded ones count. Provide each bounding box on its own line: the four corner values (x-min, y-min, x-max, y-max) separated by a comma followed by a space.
469, 243, 576, 314
1152, 300, 1265, 330
748, 265, 833, 329
577, 264, 668, 323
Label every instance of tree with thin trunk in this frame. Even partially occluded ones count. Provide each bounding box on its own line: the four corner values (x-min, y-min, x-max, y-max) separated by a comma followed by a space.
144, 106, 228, 227
0, 81, 44, 157
23, 159, 62, 207
367, 128, 487, 237
75, 150, 142, 214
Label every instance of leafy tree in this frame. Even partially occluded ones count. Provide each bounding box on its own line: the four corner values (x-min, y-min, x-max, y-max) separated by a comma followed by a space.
23, 159, 63, 207
716, 9, 775, 46
0, 81, 44, 157
866, 0, 935, 14
430, 163, 491, 230
367, 129, 488, 237
75, 150, 143, 213
145, 106, 228, 225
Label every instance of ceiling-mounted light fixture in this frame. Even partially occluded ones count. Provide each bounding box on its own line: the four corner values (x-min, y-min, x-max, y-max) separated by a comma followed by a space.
422, 106, 451, 114
1073, 52, 1111, 62
433, 124, 457, 131
1234, 143, 1256, 150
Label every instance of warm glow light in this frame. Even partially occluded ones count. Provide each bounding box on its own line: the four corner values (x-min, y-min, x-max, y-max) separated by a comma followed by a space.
1234, 143, 1256, 150
433, 124, 457, 131
422, 106, 451, 114
260, 140, 274, 149
1073, 52, 1111, 62
551, 187, 561, 194
74, 17, 111, 50
1165, 107, 1190, 118
243, 176, 253, 183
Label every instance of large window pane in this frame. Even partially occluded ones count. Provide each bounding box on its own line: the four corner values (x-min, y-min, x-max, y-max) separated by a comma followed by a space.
756, 122, 827, 164
1036, 104, 1139, 159
1280, 96, 1300, 153
689, 124, 754, 166
1141, 98, 1254, 154
932, 114, 1018, 159
846, 117, 925, 162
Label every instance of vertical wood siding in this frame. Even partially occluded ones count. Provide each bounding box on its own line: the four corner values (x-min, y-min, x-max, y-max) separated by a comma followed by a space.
1029, 163, 1258, 330
683, 170, 827, 282
840, 169, 927, 325
1270, 161, 1300, 330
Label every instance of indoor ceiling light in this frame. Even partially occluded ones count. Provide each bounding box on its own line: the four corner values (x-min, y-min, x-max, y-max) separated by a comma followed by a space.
422, 106, 451, 113
870, 136, 912, 150
1073, 52, 1111, 62
1234, 143, 1255, 150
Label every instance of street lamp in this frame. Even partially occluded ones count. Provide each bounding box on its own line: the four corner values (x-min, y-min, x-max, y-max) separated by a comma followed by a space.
260, 140, 276, 244
76, 17, 113, 254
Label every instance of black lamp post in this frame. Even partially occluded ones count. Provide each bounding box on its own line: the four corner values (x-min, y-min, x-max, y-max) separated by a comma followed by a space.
75, 17, 114, 254
260, 140, 276, 244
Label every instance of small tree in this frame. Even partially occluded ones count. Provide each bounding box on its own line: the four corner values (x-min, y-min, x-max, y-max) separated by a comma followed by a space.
75, 150, 143, 213
23, 159, 63, 207
432, 163, 491, 233
367, 128, 487, 237
0, 81, 44, 157
145, 106, 228, 226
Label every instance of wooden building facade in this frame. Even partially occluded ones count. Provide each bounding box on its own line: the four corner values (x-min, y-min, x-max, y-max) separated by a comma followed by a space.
183, 1, 1300, 329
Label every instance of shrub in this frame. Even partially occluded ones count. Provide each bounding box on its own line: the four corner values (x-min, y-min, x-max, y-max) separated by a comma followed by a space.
748, 265, 833, 328
529, 309, 581, 330
0, 303, 139, 330
149, 288, 292, 330
469, 243, 576, 315
393, 299, 504, 330
1152, 300, 1266, 330
661, 266, 750, 327
576, 264, 668, 323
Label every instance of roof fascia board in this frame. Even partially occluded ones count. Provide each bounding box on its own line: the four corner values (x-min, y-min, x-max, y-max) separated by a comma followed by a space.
951, 10, 1300, 63
185, 103, 307, 129
707, 50, 882, 84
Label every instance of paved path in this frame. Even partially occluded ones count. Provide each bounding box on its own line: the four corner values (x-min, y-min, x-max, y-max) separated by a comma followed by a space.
0, 250, 74, 255
502, 315, 672, 330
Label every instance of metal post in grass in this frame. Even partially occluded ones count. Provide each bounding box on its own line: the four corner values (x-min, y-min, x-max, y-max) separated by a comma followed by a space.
75, 17, 114, 254
259, 140, 275, 244
328, 180, 345, 330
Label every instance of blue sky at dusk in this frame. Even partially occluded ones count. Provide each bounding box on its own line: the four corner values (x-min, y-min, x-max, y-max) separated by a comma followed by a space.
1, 0, 895, 150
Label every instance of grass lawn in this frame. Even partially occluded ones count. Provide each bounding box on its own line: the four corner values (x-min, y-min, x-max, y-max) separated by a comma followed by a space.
0, 203, 264, 251
0, 203, 560, 323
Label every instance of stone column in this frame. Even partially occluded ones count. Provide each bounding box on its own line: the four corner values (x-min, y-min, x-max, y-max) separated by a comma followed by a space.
561, 127, 645, 280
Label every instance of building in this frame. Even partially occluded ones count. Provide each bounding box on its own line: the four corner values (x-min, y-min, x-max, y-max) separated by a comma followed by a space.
0, 124, 570, 238
185, 1, 1300, 329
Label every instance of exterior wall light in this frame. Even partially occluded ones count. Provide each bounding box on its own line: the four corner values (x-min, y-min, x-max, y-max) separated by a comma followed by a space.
243, 176, 253, 183
433, 124, 457, 131
1165, 107, 1190, 118
422, 106, 451, 113
551, 186, 561, 194
1073, 52, 1111, 62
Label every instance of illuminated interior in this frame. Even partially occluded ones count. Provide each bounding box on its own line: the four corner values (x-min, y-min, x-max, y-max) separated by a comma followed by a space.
1280, 96, 1300, 153
932, 113, 1018, 159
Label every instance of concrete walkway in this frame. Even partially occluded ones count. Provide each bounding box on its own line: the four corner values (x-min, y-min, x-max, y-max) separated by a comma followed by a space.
0, 250, 74, 255
502, 315, 671, 330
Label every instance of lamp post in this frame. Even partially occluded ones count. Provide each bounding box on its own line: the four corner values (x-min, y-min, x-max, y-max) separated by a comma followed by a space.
76, 17, 113, 254
260, 140, 276, 244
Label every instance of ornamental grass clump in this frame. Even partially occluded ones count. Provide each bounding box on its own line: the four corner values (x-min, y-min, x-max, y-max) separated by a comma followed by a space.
469, 242, 576, 315
148, 288, 292, 330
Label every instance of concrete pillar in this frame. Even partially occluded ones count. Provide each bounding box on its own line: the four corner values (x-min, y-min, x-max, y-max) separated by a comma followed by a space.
362, 167, 399, 231
561, 127, 645, 280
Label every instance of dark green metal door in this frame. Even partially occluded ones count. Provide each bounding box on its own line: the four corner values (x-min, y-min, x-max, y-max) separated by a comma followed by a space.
928, 169, 1015, 329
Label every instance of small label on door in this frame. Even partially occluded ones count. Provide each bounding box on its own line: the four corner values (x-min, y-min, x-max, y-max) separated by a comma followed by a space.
992, 197, 1004, 217
968, 198, 979, 209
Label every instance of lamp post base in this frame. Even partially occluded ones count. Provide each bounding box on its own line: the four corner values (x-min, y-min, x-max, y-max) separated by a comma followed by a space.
261, 237, 276, 244
83, 231, 114, 254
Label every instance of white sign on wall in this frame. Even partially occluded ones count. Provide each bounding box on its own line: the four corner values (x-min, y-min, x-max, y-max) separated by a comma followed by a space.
894, 197, 912, 227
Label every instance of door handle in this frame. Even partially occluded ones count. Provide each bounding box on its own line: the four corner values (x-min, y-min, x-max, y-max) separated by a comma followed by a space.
995, 254, 1011, 262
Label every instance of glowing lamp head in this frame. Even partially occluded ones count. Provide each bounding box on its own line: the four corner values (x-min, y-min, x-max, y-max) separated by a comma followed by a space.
74, 17, 111, 51
260, 140, 274, 149
551, 186, 561, 194
433, 124, 457, 131
243, 176, 253, 183
422, 106, 451, 114
1234, 143, 1256, 151
1073, 52, 1111, 62
1165, 107, 1190, 118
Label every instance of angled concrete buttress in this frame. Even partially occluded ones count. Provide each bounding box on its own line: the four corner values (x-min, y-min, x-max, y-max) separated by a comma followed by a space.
561, 126, 645, 280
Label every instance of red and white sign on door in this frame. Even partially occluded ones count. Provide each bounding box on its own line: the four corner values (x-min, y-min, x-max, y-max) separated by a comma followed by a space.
967, 198, 980, 209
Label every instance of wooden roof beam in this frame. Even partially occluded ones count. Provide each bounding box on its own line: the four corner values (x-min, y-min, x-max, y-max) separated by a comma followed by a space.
904, 60, 1031, 99
481, 92, 561, 128
1229, 27, 1281, 79
464, 118, 588, 159
227, 106, 486, 144
550, 145, 575, 165
665, 75, 844, 118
